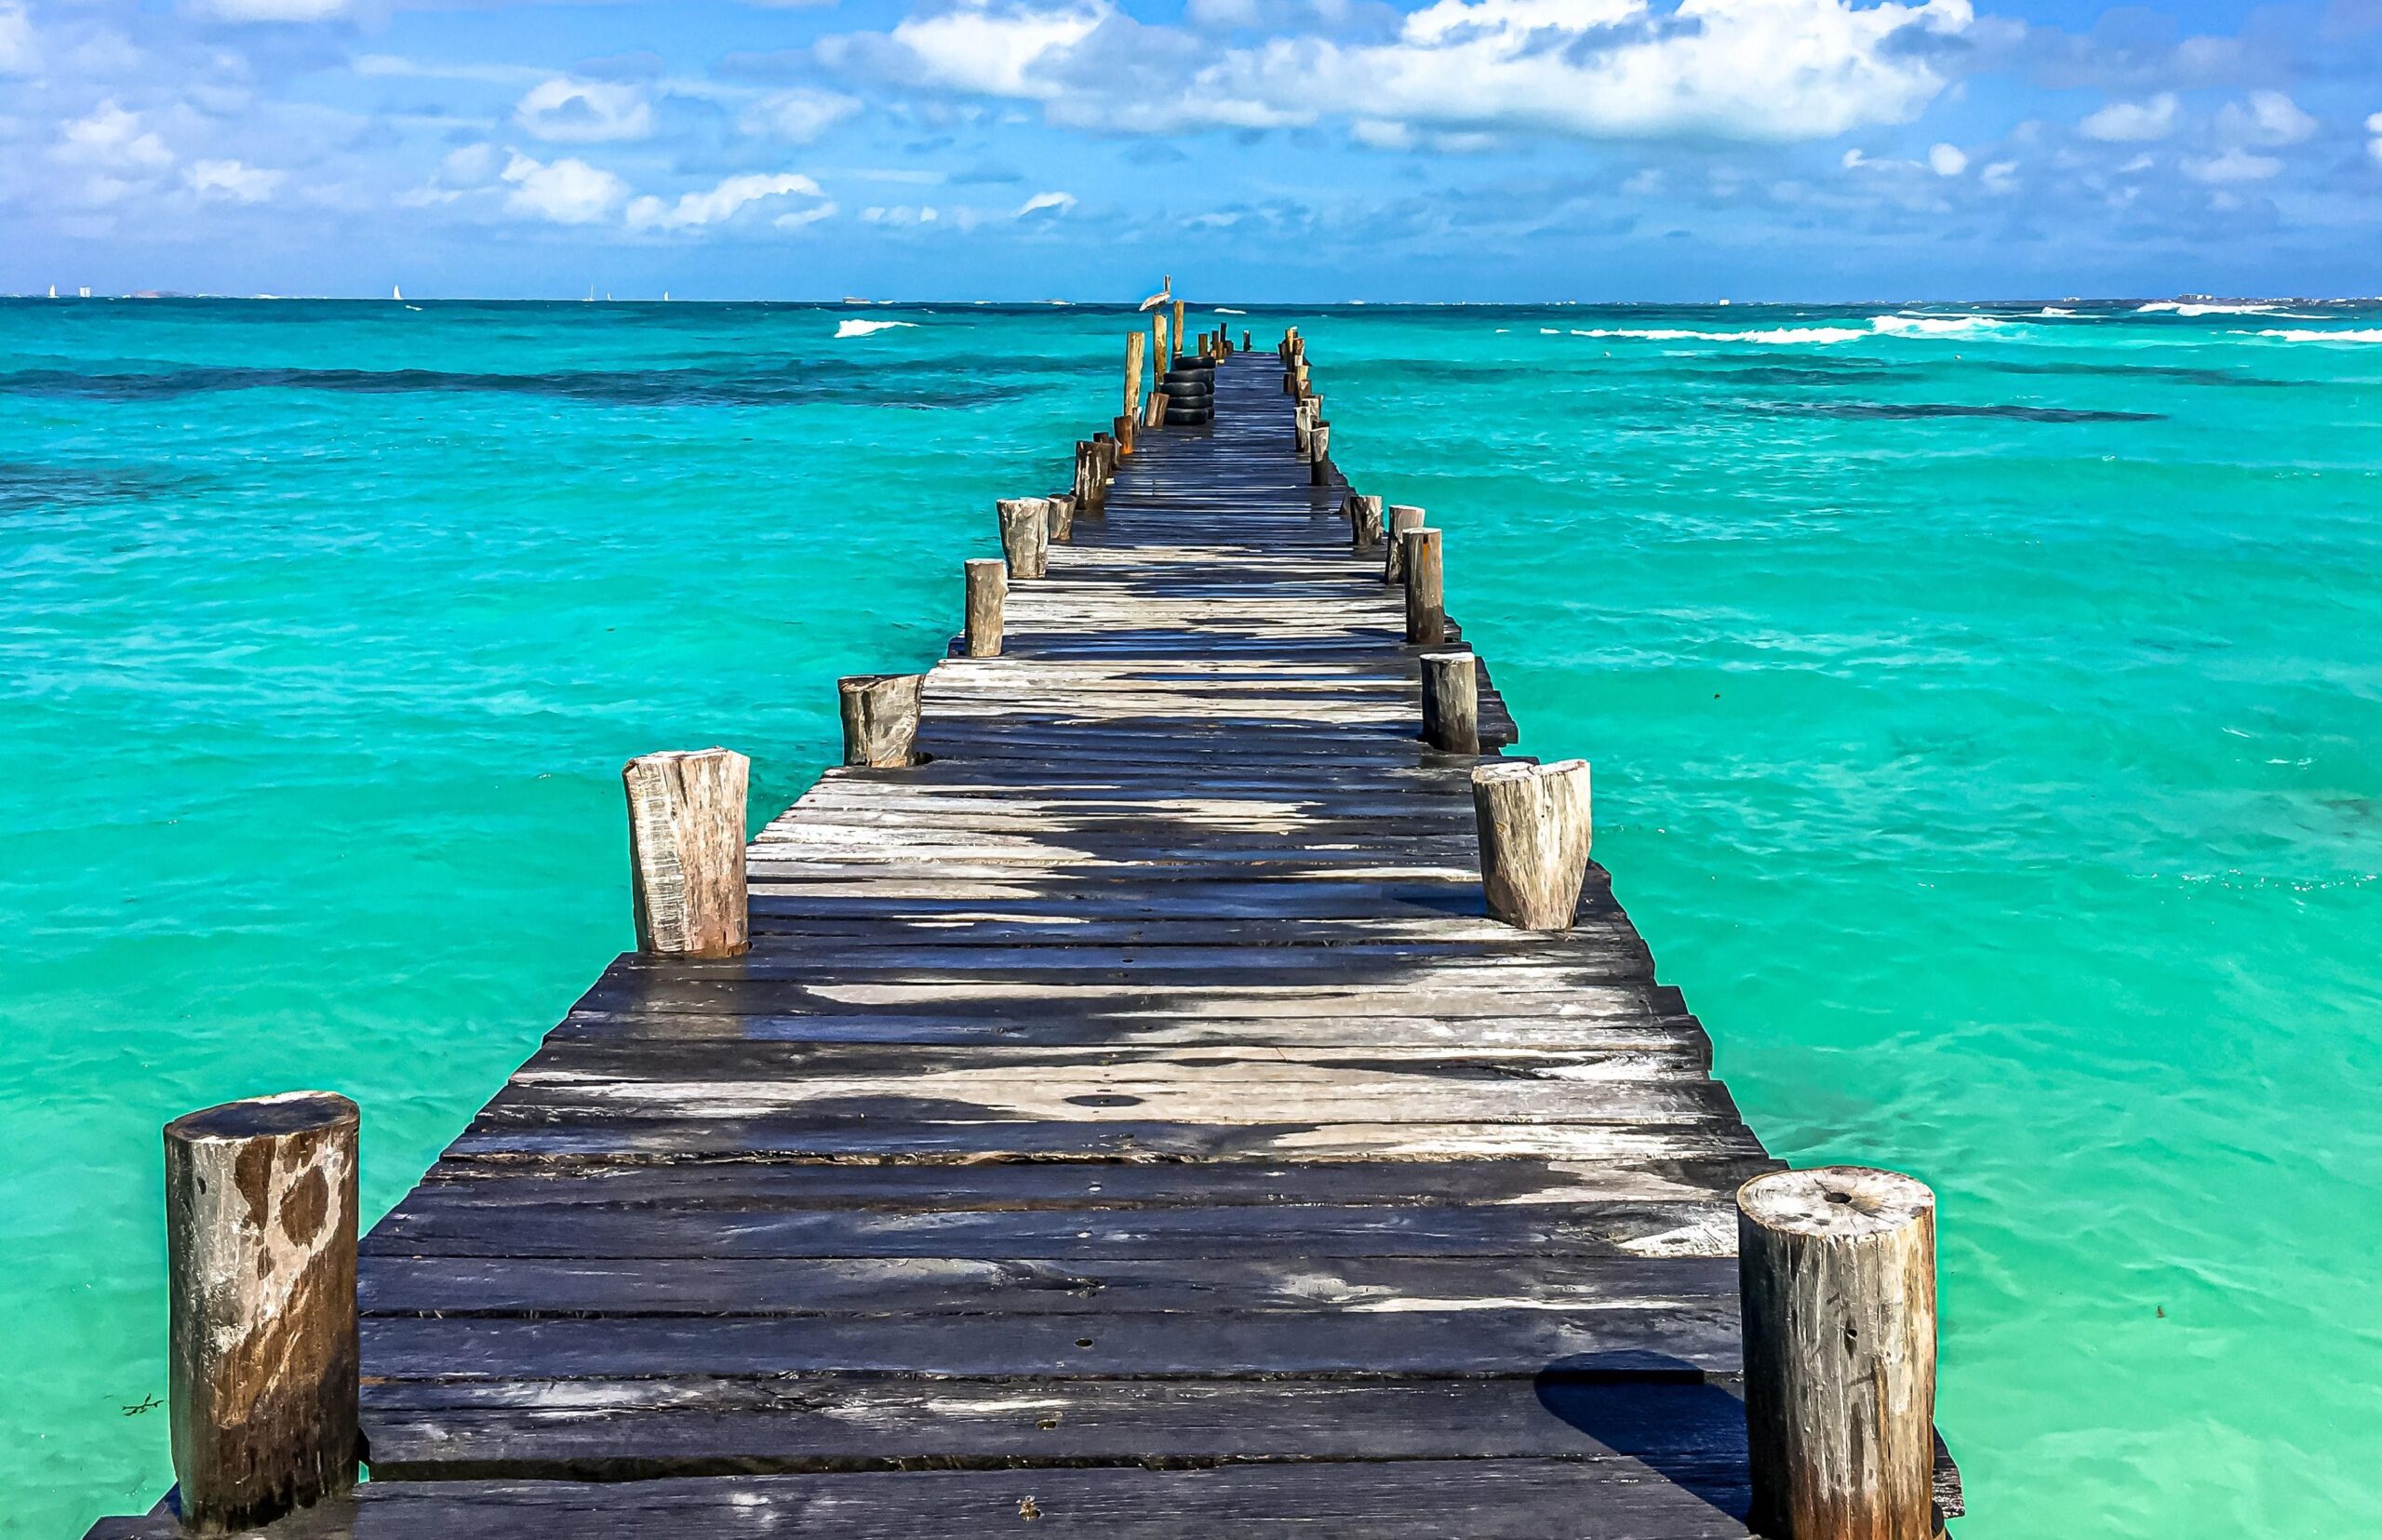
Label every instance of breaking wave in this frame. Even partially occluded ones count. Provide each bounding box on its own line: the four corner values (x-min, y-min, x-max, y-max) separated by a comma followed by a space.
835, 318, 917, 339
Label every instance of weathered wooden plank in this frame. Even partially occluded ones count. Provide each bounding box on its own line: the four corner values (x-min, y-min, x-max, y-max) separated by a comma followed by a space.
358, 1375, 1755, 1483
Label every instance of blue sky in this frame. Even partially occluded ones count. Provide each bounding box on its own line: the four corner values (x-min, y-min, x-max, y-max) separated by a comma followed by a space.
3, 0, 2379, 300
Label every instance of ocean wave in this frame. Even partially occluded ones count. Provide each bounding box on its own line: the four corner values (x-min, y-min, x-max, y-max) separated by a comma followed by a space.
2249, 328, 2382, 342
1214, 307, 1247, 315
2037, 307, 2078, 317
2138, 301, 2285, 316
1870, 315, 2008, 338
1569, 326, 1869, 344
835, 318, 917, 339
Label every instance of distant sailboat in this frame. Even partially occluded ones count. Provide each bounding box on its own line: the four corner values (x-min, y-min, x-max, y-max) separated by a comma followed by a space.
48, 285, 57, 299
1138, 275, 1172, 312
394, 284, 403, 301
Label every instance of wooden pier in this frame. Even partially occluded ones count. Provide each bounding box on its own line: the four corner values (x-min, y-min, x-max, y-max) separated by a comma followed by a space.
95, 337, 1960, 1537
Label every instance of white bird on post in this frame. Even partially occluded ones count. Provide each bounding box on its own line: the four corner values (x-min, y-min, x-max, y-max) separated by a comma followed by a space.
1138, 275, 1172, 312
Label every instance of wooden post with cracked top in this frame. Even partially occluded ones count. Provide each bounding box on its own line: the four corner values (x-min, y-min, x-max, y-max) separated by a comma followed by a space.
623, 746, 749, 957
1403, 526, 1445, 644
839, 674, 925, 769
1471, 757, 1592, 931
998, 497, 1049, 579
166, 1091, 360, 1535
963, 557, 1005, 658
1420, 651, 1480, 753
1346, 493, 1384, 548
1739, 1167, 1939, 1540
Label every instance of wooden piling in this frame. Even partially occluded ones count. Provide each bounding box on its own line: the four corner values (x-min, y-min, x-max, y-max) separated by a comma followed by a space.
622, 747, 749, 957
1145, 390, 1168, 430
1113, 412, 1135, 457
1243, 328, 1252, 351
1419, 651, 1480, 754
165, 1091, 359, 1534
962, 558, 1005, 658
1470, 757, 1592, 931
1310, 422, 1332, 486
1738, 1167, 1939, 1540
1047, 492, 1077, 544
1384, 504, 1425, 582
1346, 493, 1384, 548
1122, 331, 1144, 426
1402, 526, 1444, 643
997, 497, 1049, 579
839, 674, 925, 769
1171, 300, 1186, 364
1154, 312, 1170, 378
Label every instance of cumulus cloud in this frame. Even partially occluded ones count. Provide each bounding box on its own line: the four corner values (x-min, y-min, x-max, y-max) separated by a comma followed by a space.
741, 87, 863, 142
1928, 141, 1967, 176
515, 78, 654, 143
1017, 189, 1076, 217
184, 159, 283, 202
2216, 91, 2314, 147
195, 0, 355, 18
56, 101, 172, 172
2080, 93, 2177, 142
0, 2, 34, 74
626, 172, 832, 230
501, 152, 628, 223
2184, 147, 2282, 184
842, 0, 1974, 141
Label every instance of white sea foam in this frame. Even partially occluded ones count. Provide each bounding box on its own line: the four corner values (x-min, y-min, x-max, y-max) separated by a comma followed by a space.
2250, 328, 2382, 342
1214, 307, 1247, 315
2037, 307, 2078, 316
2139, 301, 2285, 316
1870, 314, 2009, 338
835, 318, 917, 338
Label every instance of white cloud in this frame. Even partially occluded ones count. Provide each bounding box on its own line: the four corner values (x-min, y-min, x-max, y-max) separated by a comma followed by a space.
500, 152, 628, 223
196, 0, 354, 19
886, 0, 1109, 99
1017, 189, 1076, 216
444, 142, 499, 183
1353, 119, 1415, 151
2369, 112, 2382, 166
56, 101, 172, 172
1928, 141, 1966, 176
515, 78, 654, 143
2184, 148, 2282, 184
873, 0, 1973, 141
626, 172, 832, 231
861, 204, 940, 224
742, 87, 863, 143
2080, 93, 2177, 143
0, 3, 34, 74
1979, 158, 2017, 194
184, 159, 283, 202
2218, 90, 2315, 147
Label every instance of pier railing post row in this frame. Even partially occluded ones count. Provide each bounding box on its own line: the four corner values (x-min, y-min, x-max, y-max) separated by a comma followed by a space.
1470, 757, 1592, 930
1346, 493, 1384, 548
997, 497, 1049, 579
839, 673, 926, 768
1738, 1168, 1940, 1540
1384, 504, 1425, 582
963, 558, 1006, 657
164, 1091, 360, 1535
1419, 652, 1480, 753
623, 746, 750, 957
1402, 526, 1444, 643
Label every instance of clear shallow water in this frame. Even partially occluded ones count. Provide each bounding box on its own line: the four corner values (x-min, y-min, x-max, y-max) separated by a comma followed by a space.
5, 300, 2377, 1537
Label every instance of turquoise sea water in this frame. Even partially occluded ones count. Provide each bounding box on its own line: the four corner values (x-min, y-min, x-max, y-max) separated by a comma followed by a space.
4, 299, 2376, 1538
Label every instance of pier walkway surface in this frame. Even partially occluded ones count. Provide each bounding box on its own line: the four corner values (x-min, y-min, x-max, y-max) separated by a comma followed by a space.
94, 350, 1951, 1535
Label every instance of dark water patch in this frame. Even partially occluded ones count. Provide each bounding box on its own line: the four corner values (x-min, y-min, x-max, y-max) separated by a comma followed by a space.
0, 461, 192, 515
0, 360, 1063, 408
1753, 401, 2165, 423
1984, 360, 2296, 389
